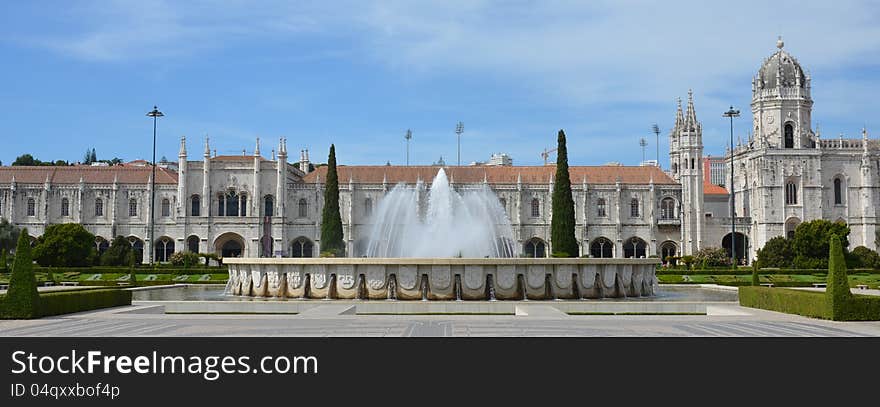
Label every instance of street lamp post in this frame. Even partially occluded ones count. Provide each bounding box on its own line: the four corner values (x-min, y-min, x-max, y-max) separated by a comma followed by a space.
722, 106, 740, 268
146, 106, 164, 265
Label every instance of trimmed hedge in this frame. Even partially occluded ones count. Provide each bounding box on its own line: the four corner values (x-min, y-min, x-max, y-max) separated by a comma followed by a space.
739, 287, 880, 321
0, 288, 131, 319
34, 265, 226, 276
739, 287, 829, 319
656, 267, 876, 276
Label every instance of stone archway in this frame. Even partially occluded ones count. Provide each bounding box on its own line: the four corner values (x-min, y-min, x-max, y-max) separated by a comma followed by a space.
214, 232, 245, 258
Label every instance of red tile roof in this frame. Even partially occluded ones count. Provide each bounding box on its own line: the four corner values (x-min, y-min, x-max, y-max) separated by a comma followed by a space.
211, 155, 267, 162
0, 165, 178, 185
302, 165, 676, 185
703, 179, 729, 195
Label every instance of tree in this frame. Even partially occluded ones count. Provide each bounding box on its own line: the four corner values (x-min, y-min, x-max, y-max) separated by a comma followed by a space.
90, 148, 97, 163
826, 234, 852, 320
0, 218, 21, 254
12, 154, 39, 166
792, 220, 850, 269
550, 129, 578, 257
83, 149, 93, 164
100, 236, 132, 266
0, 250, 6, 271
32, 223, 97, 267
755, 236, 794, 268
2, 229, 39, 318
848, 246, 879, 269
319, 144, 345, 256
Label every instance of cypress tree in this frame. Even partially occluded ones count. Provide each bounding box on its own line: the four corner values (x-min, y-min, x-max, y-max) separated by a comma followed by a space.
320, 144, 345, 256
3, 228, 39, 318
751, 261, 759, 286
550, 129, 578, 257
825, 234, 852, 320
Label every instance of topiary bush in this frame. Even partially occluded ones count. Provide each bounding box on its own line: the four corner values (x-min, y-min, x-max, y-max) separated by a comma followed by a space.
1, 228, 39, 319
827, 234, 853, 320
33, 223, 97, 267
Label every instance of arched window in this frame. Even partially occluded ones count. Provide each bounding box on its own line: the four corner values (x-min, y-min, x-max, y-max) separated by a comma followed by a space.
291, 237, 314, 258
95, 237, 109, 255
590, 237, 613, 258
785, 182, 798, 205
217, 193, 226, 217
129, 237, 144, 264
187, 235, 200, 253
161, 198, 170, 217
672, 162, 678, 174
191, 195, 200, 217
833, 178, 843, 205
129, 198, 138, 217
531, 198, 540, 218
239, 194, 247, 216
154, 237, 175, 263
27, 198, 35, 217
630, 198, 640, 217
95, 198, 104, 217
623, 237, 647, 258
597, 198, 606, 217
691, 158, 695, 170
264, 195, 274, 217
523, 238, 546, 258
660, 197, 676, 219
784, 123, 794, 148
227, 191, 238, 216
498, 198, 506, 213
660, 241, 677, 260
364, 197, 372, 217
298, 198, 308, 218
61, 198, 69, 217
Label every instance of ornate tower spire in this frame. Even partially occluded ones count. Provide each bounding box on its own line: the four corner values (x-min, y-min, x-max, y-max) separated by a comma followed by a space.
204, 135, 211, 158
254, 137, 261, 156
675, 97, 684, 129
685, 89, 698, 129
179, 136, 187, 158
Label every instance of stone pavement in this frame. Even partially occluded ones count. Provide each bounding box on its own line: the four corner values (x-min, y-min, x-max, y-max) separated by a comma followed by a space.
1, 303, 879, 337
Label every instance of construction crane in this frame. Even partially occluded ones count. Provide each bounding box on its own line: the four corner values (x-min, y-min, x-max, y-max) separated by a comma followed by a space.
541, 147, 558, 165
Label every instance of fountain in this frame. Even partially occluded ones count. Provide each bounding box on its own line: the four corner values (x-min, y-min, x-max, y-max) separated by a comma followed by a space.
363, 168, 515, 258
226, 168, 658, 300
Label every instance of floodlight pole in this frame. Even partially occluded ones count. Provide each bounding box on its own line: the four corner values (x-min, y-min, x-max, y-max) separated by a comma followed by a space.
455, 122, 464, 166
146, 106, 164, 265
723, 106, 740, 268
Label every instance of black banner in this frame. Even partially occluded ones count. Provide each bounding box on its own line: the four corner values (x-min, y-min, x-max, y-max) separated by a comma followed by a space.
1, 338, 877, 405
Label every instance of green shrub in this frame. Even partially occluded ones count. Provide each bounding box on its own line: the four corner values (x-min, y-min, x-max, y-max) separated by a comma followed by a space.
169, 251, 200, 268
751, 262, 759, 286
1, 229, 39, 319
694, 247, 730, 267
0, 250, 6, 271
739, 287, 829, 319
101, 236, 133, 266
33, 223, 97, 267
848, 246, 879, 269
551, 252, 570, 258
826, 235, 852, 320
756, 236, 793, 268
680, 256, 695, 269
1, 288, 131, 318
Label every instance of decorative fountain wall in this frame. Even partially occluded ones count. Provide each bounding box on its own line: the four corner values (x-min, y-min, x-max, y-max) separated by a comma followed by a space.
226, 168, 658, 300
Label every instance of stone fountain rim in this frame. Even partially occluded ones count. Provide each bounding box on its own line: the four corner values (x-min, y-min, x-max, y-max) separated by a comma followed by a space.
225, 257, 661, 266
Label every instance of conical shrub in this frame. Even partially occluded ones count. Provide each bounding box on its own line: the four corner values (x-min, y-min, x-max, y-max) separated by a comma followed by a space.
2, 228, 39, 318
825, 234, 852, 320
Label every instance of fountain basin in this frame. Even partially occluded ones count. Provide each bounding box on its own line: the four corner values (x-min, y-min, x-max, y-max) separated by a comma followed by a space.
224, 258, 659, 300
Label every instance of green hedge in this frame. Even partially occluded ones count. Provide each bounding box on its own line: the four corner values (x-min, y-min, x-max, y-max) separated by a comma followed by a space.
657, 267, 875, 276
739, 287, 829, 319
739, 286, 880, 321
0, 288, 131, 318
34, 265, 226, 276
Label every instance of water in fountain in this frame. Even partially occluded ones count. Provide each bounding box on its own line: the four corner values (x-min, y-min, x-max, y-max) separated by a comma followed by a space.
363, 168, 516, 258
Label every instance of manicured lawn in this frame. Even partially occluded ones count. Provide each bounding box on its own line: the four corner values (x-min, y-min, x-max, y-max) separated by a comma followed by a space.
0, 272, 229, 285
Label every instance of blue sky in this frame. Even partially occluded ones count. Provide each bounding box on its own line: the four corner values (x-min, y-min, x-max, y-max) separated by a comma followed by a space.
2, 1, 879, 168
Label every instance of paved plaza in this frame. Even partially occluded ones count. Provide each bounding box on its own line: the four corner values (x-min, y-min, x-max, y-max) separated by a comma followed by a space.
2, 301, 880, 337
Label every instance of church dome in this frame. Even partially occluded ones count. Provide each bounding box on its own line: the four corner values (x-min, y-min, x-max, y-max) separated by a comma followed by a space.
756, 37, 806, 89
